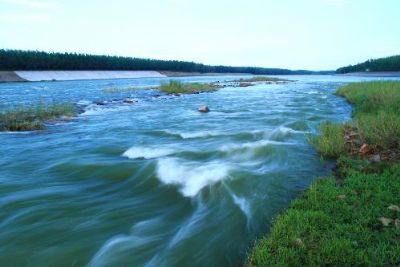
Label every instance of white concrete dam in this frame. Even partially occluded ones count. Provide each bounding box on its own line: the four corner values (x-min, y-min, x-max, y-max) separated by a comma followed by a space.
14, 71, 166, 82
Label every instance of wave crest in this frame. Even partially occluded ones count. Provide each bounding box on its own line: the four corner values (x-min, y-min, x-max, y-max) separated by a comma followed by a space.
156, 158, 230, 197
123, 146, 174, 159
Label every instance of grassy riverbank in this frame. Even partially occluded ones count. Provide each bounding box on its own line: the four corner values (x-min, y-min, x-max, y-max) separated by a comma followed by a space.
0, 103, 77, 131
246, 81, 400, 266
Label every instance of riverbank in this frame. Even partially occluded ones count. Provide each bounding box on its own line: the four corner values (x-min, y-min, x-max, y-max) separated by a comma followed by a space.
339, 71, 400, 77
246, 81, 400, 266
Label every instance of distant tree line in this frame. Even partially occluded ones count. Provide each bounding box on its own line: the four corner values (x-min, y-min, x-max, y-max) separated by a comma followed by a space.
0, 49, 331, 75
336, 55, 400, 74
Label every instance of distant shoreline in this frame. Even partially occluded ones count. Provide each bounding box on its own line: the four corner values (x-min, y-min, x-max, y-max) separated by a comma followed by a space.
2, 70, 400, 83
0, 70, 254, 83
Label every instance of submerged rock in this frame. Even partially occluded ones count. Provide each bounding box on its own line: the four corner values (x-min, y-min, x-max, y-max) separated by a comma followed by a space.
94, 100, 106, 106
123, 98, 136, 104
198, 105, 210, 113
238, 82, 253, 87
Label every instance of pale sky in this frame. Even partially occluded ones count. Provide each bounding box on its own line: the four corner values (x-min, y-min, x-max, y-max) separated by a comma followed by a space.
0, 0, 399, 70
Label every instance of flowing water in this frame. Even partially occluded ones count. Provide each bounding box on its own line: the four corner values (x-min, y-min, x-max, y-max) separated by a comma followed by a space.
0, 75, 395, 267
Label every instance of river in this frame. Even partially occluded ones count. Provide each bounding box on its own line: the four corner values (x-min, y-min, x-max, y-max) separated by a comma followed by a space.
0, 75, 396, 266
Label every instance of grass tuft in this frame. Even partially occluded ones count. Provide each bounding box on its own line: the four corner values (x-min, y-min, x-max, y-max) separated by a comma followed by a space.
310, 122, 346, 158
233, 76, 289, 83
159, 80, 221, 94
0, 103, 77, 131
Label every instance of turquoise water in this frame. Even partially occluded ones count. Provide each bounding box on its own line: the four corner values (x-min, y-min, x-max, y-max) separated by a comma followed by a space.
0, 75, 393, 266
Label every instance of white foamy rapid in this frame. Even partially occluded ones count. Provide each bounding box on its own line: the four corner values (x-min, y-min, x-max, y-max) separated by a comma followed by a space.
165, 130, 222, 139
219, 139, 289, 152
231, 194, 251, 220
123, 146, 175, 159
276, 126, 304, 134
156, 158, 230, 197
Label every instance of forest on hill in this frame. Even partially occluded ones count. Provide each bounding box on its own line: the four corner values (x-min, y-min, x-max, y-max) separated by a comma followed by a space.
336, 55, 400, 74
0, 49, 331, 75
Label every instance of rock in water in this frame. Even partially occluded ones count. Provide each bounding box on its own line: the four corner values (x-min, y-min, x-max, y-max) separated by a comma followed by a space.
94, 100, 106, 106
123, 98, 136, 104
198, 105, 210, 113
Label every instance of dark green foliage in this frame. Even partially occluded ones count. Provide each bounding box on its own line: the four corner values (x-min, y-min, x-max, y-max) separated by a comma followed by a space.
337, 55, 400, 74
0, 49, 333, 75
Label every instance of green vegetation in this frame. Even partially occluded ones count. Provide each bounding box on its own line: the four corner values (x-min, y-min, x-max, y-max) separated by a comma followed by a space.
337, 55, 400, 74
233, 76, 289, 83
246, 158, 400, 266
246, 81, 400, 266
0, 49, 333, 75
0, 103, 77, 131
310, 122, 346, 158
335, 82, 400, 151
103, 81, 222, 94
159, 80, 221, 94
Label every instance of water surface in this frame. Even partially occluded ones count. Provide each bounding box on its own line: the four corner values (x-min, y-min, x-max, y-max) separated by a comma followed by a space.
0, 75, 394, 266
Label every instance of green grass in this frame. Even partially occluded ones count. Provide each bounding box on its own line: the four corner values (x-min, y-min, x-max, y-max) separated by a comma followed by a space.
233, 76, 289, 83
312, 81, 400, 155
246, 157, 400, 266
337, 82, 400, 150
0, 103, 77, 131
310, 122, 346, 158
246, 81, 400, 266
159, 80, 221, 94
336, 81, 400, 116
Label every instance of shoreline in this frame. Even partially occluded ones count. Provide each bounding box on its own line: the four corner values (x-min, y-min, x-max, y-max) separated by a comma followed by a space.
0, 70, 254, 83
